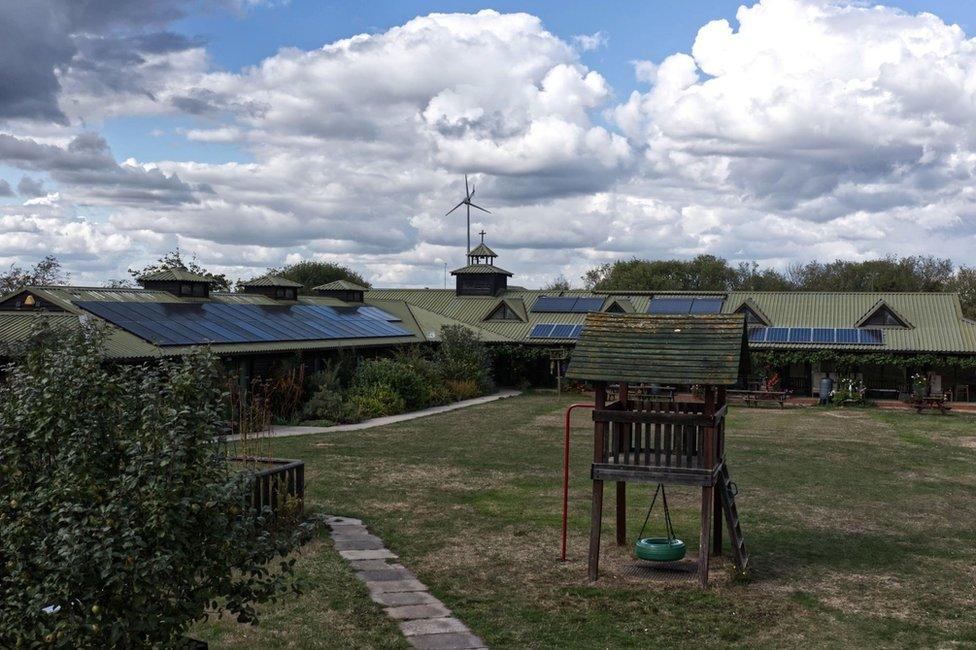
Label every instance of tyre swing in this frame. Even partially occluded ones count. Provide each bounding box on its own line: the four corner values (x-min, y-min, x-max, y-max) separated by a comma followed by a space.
634, 483, 686, 562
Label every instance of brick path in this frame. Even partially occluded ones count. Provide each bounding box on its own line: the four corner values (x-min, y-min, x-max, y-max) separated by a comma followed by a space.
327, 516, 487, 650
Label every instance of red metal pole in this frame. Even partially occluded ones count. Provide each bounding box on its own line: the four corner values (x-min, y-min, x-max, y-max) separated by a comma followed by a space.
562, 402, 594, 561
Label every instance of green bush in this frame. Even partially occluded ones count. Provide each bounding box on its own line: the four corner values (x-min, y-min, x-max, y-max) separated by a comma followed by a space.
349, 383, 406, 420
434, 326, 493, 394
301, 360, 355, 424
352, 357, 431, 410
0, 324, 308, 647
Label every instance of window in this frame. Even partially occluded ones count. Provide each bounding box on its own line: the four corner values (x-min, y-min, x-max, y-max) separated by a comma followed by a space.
275, 287, 285, 298
486, 302, 522, 321
860, 306, 908, 328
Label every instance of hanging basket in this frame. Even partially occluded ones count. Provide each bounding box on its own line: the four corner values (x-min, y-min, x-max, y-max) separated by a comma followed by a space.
635, 537, 686, 562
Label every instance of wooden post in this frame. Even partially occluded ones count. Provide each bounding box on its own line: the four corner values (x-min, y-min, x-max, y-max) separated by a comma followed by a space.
713, 386, 726, 556
698, 385, 716, 588
588, 382, 608, 581
616, 382, 629, 546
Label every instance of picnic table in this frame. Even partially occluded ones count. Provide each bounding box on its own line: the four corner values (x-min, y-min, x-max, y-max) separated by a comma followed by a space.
912, 395, 952, 414
727, 389, 790, 408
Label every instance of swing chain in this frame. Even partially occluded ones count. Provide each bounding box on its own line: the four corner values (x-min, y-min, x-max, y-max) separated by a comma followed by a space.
636, 483, 677, 542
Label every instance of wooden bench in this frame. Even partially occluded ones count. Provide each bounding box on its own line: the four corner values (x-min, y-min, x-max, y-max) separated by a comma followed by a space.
728, 389, 789, 408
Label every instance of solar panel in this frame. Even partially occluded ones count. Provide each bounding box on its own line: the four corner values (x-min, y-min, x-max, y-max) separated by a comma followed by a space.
648, 297, 694, 314
689, 298, 725, 314
765, 327, 789, 342
812, 328, 835, 343
531, 296, 579, 312
572, 297, 605, 312
355, 306, 402, 322
531, 296, 604, 313
835, 328, 858, 344
788, 327, 812, 343
76, 301, 411, 346
859, 328, 884, 345
529, 323, 555, 338
550, 324, 578, 338
748, 327, 767, 342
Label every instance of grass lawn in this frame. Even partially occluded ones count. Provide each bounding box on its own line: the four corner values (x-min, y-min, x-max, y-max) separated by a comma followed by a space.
195, 392, 976, 648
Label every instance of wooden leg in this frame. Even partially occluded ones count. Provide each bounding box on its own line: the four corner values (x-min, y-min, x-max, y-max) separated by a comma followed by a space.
712, 484, 723, 556
588, 480, 604, 581
698, 486, 713, 588
615, 482, 626, 546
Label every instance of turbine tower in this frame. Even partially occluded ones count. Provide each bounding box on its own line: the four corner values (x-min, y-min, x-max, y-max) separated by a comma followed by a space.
445, 174, 490, 254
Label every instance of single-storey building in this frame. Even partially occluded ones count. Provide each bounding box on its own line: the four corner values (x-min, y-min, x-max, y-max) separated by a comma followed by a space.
3, 244, 976, 399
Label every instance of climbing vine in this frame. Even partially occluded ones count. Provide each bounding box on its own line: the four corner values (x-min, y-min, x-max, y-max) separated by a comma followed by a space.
750, 350, 976, 373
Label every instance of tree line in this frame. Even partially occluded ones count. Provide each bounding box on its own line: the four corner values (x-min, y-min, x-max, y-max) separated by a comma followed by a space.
3, 251, 975, 318
578, 255, 976, 318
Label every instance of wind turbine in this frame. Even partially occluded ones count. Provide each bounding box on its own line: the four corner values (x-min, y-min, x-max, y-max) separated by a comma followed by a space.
445, 174, 490, 254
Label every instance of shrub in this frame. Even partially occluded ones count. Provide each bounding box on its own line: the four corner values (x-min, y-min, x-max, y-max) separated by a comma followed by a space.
352, 357, 430, 410
0, 323, 307, 647
434, 326, 493, 394
302, 360, 356, 424
349, 384, 406, 420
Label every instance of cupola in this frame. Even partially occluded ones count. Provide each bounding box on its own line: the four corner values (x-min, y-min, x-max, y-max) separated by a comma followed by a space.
239, 275, 303, 301
313, 279, 368, 303
451, 231, 512, 297
138, 269, 215, 298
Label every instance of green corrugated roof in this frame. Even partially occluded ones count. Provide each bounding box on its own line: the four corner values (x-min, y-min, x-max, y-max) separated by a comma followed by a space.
138, 269, 216, 284
722, 291, 976, 352
367, 288, 976, 354
313, 279, 368, 292
450, 264, 513, 276
468, 243, 497, 257
566, 313, 749, 385
239, 275, 304, 288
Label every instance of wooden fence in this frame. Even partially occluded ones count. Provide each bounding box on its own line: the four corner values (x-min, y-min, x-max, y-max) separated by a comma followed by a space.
231, 456, 305, 517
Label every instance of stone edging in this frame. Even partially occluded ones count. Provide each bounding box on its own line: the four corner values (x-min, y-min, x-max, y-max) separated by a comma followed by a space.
327, 516, 487, 650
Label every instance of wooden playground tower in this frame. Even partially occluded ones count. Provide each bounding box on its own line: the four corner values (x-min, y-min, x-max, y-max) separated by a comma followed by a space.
565, 313, 751, 588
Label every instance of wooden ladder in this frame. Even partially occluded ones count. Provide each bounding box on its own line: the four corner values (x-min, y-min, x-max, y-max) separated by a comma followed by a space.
717, 462, 749, 573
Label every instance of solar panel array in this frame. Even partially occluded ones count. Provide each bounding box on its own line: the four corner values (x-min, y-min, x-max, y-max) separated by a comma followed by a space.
748, 327, 884, 345
529, 323, 584, 339
76, 301, 411, 346
647, 297, 725, 314
531, 296, 605, 313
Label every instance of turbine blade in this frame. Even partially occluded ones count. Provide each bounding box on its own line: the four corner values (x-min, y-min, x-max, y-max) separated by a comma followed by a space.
469, 202, 491, 214
464, 174, 469, 197
445, 200, 465, 215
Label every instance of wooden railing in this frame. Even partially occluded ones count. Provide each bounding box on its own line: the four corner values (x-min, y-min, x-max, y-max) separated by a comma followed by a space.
232, 456, 305, 517
591, 397, 726, 485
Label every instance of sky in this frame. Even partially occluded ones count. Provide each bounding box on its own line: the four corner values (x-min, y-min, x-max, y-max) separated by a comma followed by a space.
3, 0, 976, 289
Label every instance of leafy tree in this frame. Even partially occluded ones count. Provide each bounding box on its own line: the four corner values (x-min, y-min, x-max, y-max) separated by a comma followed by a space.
948, 266, 976, 319
267, 260, 370, 295
0, 255, 69, 293
583, 255, 749, 291
786, 256, 952, 292
542, 275, 572, 291
0, 323, 308, 647
128, 248, 232, 291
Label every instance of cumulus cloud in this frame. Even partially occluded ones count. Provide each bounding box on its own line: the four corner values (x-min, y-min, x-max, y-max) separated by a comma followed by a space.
609, 0, 976, 266
16, 177, 45, 198
573, 31, 608, 52
2, 2, 976, 286
0, 179, 14, 197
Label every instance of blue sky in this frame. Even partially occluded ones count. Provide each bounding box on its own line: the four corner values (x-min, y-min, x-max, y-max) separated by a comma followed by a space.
4, 0, 976, 286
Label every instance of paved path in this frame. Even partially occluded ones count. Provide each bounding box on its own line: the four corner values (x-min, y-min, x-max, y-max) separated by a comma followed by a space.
327, 516, 487, 650
229, 389, 520, 441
